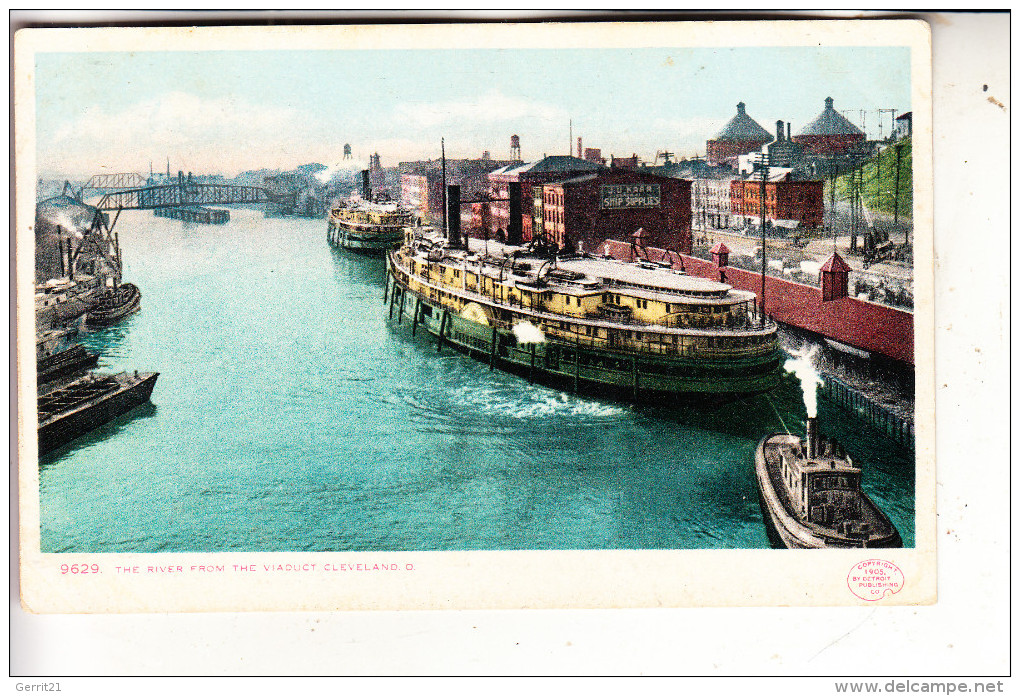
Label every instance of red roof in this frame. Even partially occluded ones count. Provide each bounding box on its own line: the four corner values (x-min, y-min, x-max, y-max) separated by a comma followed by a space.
820, 252, 851, 273
710, 242, 731, 255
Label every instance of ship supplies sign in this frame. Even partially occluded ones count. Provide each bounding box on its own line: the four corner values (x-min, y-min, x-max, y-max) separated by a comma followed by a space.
601, 183, 661, 209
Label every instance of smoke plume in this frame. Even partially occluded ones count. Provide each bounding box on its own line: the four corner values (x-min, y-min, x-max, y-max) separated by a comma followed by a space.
785, 345, 823, 418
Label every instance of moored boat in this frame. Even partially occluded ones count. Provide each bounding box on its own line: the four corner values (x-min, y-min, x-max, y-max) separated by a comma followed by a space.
38, 370, 159, 455
37, 345, 100, 388
85, 282, 141, 327
386, 227, 782, 402
326, 199, 415, 254
755, 417, 902, 549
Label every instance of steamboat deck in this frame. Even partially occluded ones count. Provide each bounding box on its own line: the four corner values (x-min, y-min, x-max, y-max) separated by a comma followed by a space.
386, 231, 782, 401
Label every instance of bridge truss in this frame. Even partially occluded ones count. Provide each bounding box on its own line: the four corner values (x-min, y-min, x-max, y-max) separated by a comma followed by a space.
95, 178, 270, 210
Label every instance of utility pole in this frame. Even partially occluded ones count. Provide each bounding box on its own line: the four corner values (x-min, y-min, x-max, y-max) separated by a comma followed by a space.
757, 153, 770, 326
893, 142, 904, 226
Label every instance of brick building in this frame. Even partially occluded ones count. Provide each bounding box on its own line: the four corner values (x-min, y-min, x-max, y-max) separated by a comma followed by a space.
706, 102, 772, 166
729, 172, 824, 230
475, 155, 606, 243
535, 169, 692, 254
400, 157, 513, 224
792, 97, 866, 155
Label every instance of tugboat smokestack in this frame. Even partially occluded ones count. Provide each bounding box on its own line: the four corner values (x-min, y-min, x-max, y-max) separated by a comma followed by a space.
361, 169, 371, 202
806, 416, 818, 459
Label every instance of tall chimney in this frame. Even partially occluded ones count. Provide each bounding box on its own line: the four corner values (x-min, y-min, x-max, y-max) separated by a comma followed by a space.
787, 122, 792, 141
361, 169, 371, 201
507, 181, 523, 245
447, 184, 461, 248
806, 417, 818, 459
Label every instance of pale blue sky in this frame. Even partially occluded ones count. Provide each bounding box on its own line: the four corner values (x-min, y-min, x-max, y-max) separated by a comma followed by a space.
35, 45, 911, 177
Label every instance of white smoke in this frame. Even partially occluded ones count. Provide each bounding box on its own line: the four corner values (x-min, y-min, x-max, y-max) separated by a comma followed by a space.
512, 321, 546, 344
785, 345, 823, 418
314, 160, 370, 184
50, 210, 86, 236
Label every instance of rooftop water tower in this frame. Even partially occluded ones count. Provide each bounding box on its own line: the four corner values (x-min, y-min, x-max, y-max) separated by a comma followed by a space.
510, 134, 521, 162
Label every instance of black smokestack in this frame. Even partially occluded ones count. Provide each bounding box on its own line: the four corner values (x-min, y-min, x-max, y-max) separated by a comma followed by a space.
507, 181, 523, 245
806, 417, 818, 459
776, 120, 784, 141
361, 169, 371, 201
447, 184, 461, 248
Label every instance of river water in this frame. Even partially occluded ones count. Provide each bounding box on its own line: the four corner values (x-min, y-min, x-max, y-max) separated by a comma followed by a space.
38, 208, 915, 552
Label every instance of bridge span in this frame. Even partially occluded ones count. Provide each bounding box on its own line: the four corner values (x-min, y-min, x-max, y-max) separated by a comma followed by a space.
92, 172, 271, 211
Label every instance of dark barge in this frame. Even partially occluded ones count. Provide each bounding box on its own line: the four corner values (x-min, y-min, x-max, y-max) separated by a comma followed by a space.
37, 345, 100, 388
38, 371, 159, 455
755, 417, 902, 549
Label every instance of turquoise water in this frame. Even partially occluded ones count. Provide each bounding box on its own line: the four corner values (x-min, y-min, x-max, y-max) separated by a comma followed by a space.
38, 208, 915, 552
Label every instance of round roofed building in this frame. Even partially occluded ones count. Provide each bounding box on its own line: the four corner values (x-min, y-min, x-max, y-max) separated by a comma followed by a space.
792, 97, 866, 155
706, 102, 772, 166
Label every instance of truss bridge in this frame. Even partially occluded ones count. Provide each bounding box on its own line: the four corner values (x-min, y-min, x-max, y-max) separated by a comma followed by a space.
92, 172, 270, 211
82, 172, 148, 193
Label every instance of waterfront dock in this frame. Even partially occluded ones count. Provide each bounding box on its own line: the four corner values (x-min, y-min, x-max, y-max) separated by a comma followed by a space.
154, 205, 230, 224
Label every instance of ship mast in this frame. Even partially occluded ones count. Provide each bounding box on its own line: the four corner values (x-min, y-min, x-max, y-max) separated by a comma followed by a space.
441, 137, 448, 241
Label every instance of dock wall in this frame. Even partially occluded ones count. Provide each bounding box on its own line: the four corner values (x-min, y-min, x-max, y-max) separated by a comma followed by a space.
821, 374, 915, 449
602, 240, 914, 365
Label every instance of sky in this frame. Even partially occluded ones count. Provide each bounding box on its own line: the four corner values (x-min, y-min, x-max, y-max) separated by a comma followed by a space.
33, 44, 911, 178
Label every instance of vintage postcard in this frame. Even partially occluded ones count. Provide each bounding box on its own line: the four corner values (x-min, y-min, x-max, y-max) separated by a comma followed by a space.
15, 19, 934, 612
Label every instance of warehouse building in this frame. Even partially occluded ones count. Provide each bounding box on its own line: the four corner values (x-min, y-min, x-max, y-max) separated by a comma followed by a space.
535, 169, 691, 254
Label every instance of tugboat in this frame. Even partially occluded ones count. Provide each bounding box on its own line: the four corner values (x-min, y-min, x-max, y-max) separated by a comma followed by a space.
85, 282, 141, 327
38, 370, 159, 455
386, 224, 782, 402
755, 417, 902, 549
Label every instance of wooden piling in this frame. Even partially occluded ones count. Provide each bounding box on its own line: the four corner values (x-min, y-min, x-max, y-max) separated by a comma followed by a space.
489, 325, 497, 369
411, 297, 422, 337
437, 310, 448, 352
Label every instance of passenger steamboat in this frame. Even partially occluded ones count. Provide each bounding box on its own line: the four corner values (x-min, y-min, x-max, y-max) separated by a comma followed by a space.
755, 417, 902, 549
326, 199, 415, 253
386, 227, 782, 401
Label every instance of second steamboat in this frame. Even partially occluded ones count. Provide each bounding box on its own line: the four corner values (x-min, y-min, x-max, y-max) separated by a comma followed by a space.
326, 199, 415, 254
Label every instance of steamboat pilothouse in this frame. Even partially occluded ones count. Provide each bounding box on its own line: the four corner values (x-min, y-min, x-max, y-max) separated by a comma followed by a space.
386, 225, 782, 402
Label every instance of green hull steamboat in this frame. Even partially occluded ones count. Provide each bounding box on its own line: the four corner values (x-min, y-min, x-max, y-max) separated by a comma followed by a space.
386, 228, 781, 402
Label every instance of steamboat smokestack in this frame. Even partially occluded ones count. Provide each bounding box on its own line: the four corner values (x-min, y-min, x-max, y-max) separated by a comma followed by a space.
806, 417, 819, 459
507, 181, 523, 245
447, 184, 461, 248
361, 169, 371, 201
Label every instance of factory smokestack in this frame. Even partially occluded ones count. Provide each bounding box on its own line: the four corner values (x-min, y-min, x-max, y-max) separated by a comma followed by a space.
361, 169, 371, 201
